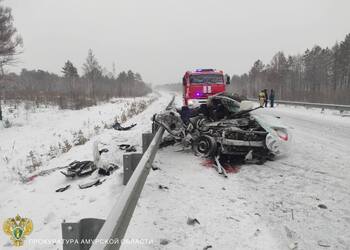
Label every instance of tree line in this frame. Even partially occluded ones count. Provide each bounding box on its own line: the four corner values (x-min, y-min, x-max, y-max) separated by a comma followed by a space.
1, 49, 151, 110
228, 33, 350, 105
0, 1, 151, 120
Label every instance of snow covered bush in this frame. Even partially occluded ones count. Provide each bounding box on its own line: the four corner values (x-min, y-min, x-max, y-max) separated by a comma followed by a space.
48, 145, 60, 159
3, 119, 11, 128
61, 140, 72, 153
94, 125, 101, 135
26, 150, 42, 173
72, 130, 88, 146
120, 111, 127, 123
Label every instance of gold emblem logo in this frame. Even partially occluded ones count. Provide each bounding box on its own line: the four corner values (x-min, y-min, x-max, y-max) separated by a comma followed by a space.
3, 215, 33, 247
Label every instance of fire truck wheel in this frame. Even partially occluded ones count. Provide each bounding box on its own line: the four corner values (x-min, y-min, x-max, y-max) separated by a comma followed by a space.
192, 135, 217, 157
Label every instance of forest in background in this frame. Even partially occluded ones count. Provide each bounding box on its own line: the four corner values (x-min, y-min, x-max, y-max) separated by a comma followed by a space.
228, 33, 350, 105
0, 1, 151, 121
0, 49, 151, 110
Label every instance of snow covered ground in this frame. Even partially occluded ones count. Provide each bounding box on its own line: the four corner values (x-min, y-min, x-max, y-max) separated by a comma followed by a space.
0, 94, 159, 181
122, 97, 350, 250
0, 92, 172, 249
1, 93, 349, 250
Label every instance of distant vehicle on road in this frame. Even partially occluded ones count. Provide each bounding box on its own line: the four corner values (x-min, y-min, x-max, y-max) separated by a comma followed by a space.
182, 69, 230, 107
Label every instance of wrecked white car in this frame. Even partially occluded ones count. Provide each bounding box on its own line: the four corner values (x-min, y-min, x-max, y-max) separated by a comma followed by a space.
153, 93, 290, 165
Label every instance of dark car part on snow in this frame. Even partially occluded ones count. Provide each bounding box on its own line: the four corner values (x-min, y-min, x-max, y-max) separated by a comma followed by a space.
55, 185, 71, 192
119, 144, 137, 152
79, 179, 106, 189
158, 184, 169, 190
119, 144, 131, 150
126, 146, 137, 152
152, 166, 161, 171
187, 217, 200, 225
99, 148, 109, 155
318, 204, 328, 209
203, 246, 213, 250
61, 161, 97, 178
112, 122, 137, 131
160, 239, 170, 245
98, 163, 119, 176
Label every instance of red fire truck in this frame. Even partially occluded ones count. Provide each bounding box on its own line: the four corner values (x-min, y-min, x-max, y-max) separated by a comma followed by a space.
182, 69, 230, 107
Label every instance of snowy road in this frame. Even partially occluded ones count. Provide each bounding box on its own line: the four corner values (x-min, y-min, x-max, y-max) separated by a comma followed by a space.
123, 99, 350, 250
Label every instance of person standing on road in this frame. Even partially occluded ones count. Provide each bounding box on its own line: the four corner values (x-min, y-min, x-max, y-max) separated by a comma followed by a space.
264, 89, 268, 107
269, 89, 275, 108
258, 90, 265, 107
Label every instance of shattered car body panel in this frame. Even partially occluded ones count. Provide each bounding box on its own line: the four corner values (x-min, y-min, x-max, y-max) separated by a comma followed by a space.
252, 113, 290, 156
153, 93, 290, 163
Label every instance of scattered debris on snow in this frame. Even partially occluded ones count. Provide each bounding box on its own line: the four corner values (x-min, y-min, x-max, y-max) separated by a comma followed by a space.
55, 185, 71, 192
187, 217, 200, 225
60, 161, 96, 178
79, 179, 106, 189
317, 240, 331, 248
112, 121, 137, 131
318, 204, 328, 209
158, 184, 169, 190
119, 144, 137, 152
203, 245, 213, 250
160, 239, 170, 245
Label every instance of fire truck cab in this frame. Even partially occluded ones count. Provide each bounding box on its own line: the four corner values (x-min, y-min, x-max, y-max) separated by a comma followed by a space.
182, 69, 230, 107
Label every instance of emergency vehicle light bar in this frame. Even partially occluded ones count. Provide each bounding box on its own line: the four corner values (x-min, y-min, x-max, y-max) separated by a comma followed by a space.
195, 69, 214, 72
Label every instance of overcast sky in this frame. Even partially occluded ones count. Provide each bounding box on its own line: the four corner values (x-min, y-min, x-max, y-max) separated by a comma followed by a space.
4, 0, 350, 84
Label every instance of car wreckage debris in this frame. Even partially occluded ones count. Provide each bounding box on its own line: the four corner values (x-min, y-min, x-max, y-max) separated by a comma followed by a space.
119, 144, 137, 152
187, 217, 200, 225
79, 179, 106, 189
153, 93, 290, 175
214, 156, 228, 178
158, 184, 169, 190
60, 161, 97, 178
112, 122, 137, 131
55, 185, 71, 192
98, 163, 119, 176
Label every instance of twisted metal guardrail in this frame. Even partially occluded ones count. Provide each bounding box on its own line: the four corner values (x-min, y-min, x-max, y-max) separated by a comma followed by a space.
62, 96, 175, 250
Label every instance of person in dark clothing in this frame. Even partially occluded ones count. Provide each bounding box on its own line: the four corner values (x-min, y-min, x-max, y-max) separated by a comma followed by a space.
264, 89, 268, 107
269, 89, 275, 108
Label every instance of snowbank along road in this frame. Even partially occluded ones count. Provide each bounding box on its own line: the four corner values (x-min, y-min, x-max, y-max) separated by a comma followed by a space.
1, 92, 350, 250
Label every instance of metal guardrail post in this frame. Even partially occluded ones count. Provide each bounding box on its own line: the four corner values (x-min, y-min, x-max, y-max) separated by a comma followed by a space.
123, 153, 143, 185
62, 219, 105, 250
142, 133, 154, 153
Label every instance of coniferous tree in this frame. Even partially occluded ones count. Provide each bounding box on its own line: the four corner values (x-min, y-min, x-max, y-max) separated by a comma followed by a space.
228, 33, 350, 105
0, 0, 23, 120
62, 60, 79, 78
